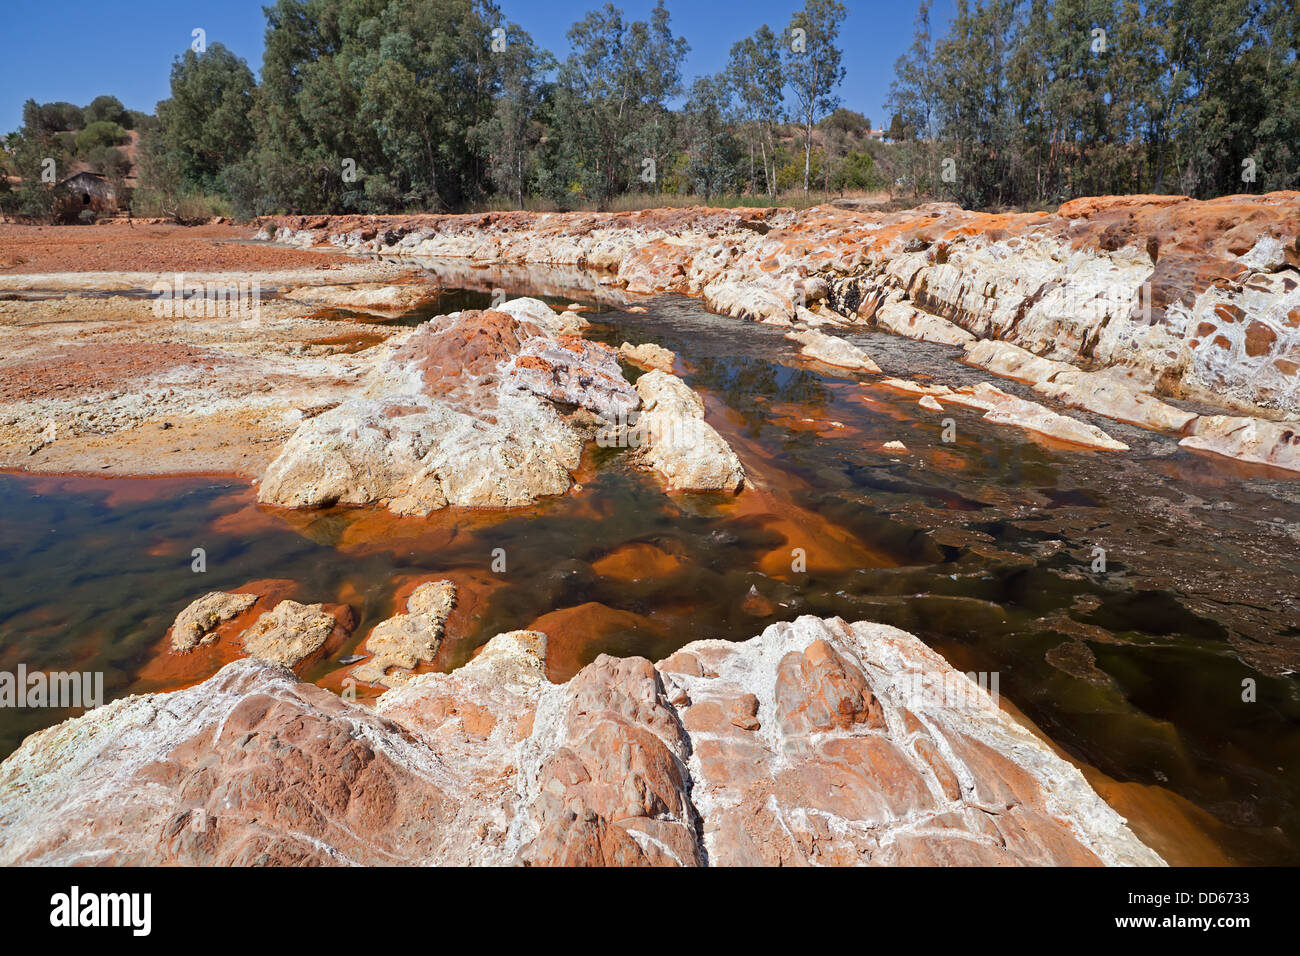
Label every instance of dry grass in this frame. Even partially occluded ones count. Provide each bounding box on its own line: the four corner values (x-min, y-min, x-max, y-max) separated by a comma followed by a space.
460, 188, 896, 215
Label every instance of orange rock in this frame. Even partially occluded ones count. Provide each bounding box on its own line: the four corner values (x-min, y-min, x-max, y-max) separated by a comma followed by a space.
525, 602, 665, 682
591, 542, 686, 582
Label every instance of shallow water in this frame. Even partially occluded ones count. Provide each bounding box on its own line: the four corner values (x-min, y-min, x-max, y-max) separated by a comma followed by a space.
2, 270, 1299, 865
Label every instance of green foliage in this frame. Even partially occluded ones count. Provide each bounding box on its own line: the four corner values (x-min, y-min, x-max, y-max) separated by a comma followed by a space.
21, 100, 83, 134
683, 74, 744, 200
552, 1, 690, 208
822, 107, 869, 135
131, 187, 230, 221
784, 0, 847, 193
17, 0, 1288, 219
85, 96, 130, 128
887, 0, 1300, 207
832, 150, 881, 190
475, 24, 556, 208
150, 43, 256, 196
239, 0, 513, 213
777, 149, 822, 191
76, 121, 129, 153
727, 24, 786, 196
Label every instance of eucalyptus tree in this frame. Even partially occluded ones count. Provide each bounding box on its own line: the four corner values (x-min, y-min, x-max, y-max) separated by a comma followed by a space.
886, 0, 940, 197
152, 43, 257, 195
251, 0, 505, 213
783, 0, 847, 195
684, 73, 743, 201
477, 24, 555, 209
726, 25, 785, 196
554, 1, 688, 208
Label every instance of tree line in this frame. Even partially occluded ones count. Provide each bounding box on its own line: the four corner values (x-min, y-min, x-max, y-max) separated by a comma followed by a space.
887, 0, 1300, 208
142, 0, 872, 218
2, 0, 1296, 220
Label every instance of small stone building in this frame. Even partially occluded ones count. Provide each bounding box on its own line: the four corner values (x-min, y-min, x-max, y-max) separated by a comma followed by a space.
56, 171, 117, 222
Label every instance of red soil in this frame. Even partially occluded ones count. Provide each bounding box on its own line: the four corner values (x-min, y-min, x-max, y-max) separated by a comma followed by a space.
0, 343, 225, 402
0, 222, 351, 273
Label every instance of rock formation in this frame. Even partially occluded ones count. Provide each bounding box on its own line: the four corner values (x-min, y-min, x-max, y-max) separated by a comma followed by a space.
1179, 415, 1300, 471
961, 383, 1130, 451
631, 370, 746, 493
256, 298, 741, 512
512, 336, 638, 419
879, 377, 1130, 450
0, 616, 1163, 867
239, 600, 349, 669
170, 592, 259, 652
282, 282, 436, 312
965, 340, 1198, 432
255, 303, 598, 514
618, 341, 676, 372
352, 581, 457, 686
785, 328, 881, 372
259, 192, 1300, 473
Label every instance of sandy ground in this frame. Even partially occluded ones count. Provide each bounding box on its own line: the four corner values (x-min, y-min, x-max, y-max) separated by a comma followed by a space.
0, 223, 429, 477
0, 221, 349, 273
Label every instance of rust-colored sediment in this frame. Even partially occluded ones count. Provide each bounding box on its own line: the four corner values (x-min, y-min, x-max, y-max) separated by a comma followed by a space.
135, 578, 299, 689
524, 602, 666, 683
0, 222, 353, 273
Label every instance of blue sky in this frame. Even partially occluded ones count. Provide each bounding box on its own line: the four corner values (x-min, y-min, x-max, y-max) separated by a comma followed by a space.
0, 0, 955, 134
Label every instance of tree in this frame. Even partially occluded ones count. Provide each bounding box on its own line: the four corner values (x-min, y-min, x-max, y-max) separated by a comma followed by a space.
85, 95, 130, 127
554, 1, 688, 208
783, 0, 847, 195
931, 0, 1017, 207
833, 150, 881, 191
151, 43, 256, 195
7, 131, 60, 221
683, 74, 741, 201
820, 107, 869, 192
250, 0, 512, 213
1253, 0, 1300, 191
20, 100, 83, 135
726, 25, 785, 196
477, 23, 555, 208
887, 0, 941, 197
351, 0, 499, 210
76, 121, 129, 154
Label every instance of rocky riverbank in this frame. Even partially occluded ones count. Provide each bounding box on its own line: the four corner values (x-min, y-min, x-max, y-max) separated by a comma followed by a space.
0, 614, 1162, 866
260, 192, 1300, 473
2, 198, 1294, 866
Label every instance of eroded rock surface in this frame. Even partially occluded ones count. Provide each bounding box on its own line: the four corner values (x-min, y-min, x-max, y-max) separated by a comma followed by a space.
282, 282, 436, 312
880, 377, 1131, 450
240, 599, 347, 669
631, 370, 745, 493
170, 592, 259, 652
0, 616, 1163, 867
960, 383, 1130, 451
260, 193, 1300, 471
353, 581, 457, 687
1180, 415, 1300, 473
257, 302, 593, 514
512, 336, 638, 419
659, 617, 1159, 865
619, 340, 676, 372
785, 328, 881, 372
965, 340, 1198, 432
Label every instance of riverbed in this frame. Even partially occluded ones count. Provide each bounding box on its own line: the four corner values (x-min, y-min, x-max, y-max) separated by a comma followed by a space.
2, 261, 1298, 865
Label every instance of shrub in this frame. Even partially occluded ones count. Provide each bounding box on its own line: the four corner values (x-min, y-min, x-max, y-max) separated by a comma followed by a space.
76, 121, 129, 153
